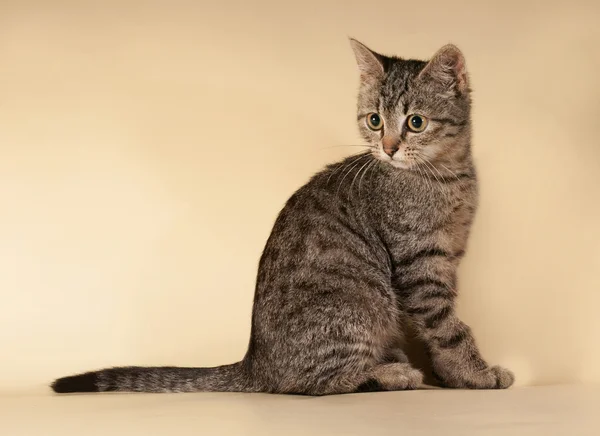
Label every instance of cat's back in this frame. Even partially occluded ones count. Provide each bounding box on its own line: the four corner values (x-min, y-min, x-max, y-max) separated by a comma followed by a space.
246, 157, 399, 391
272, 159, 383, 247
252, 154, 391, 303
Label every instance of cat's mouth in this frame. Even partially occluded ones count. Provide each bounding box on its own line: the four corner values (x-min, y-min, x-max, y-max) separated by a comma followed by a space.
389, 160, 412, 169
373, 148, 415, 170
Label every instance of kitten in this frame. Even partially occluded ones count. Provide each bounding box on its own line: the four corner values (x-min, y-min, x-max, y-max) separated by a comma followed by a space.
51, 40, 514, 395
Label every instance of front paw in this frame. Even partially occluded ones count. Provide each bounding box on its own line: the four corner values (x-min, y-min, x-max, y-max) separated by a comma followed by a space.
489, 365, 514, 389
464, 365, 514, 389
434, 365, 515, 389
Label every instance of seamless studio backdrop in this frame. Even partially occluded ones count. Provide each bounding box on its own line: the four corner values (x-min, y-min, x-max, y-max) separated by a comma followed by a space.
1, 0, 599, 392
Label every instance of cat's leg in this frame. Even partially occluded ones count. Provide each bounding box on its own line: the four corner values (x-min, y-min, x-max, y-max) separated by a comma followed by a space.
297, 331, 423, 395
396, 272, 514, 389
382, 330, 410, 363
384, 347, 410, 364
317, 362, 423, 395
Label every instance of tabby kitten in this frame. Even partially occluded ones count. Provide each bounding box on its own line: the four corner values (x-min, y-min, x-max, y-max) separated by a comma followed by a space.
52, 40, 514, 395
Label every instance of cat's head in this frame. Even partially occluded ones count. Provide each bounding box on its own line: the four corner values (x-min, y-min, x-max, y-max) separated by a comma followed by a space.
350, 39, 472, 170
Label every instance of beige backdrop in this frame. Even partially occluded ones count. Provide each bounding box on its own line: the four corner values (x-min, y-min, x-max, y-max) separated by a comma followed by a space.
1, 0, 599, 392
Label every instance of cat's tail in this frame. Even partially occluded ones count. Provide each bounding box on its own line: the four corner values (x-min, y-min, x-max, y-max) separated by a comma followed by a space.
50, 362, 256, 394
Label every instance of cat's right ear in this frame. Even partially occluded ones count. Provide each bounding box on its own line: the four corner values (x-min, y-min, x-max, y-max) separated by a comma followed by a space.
349, 38, 385, 82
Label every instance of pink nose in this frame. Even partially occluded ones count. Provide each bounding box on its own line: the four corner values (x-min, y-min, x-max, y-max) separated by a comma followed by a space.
382, 136, 400, 157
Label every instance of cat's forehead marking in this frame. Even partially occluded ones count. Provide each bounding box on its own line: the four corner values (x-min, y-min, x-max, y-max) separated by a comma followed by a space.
381, 60, 427, 115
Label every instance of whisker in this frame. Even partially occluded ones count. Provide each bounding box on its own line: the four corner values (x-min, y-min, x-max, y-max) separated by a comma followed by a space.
421, 156, 452, 202
320, 144, 376, 150
439, 163, 463, 183
423, 156, 474, 207
326, 151, 370, 186
349, 157, 374, 201
427, 159, 449, 185
414, 156, 477, 209
413, 156, 434, 193
336, 154, 371, 197
419, 156, 442, 185
367, 158, 379, 190
358, 159, 377, 197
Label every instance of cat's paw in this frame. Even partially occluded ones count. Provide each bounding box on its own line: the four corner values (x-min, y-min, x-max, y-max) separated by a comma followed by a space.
490, 365, 515, 389
401, 365, 425, 390
372, 363, 424, 391
433, 365, 515, 389
464, 365, 515, 389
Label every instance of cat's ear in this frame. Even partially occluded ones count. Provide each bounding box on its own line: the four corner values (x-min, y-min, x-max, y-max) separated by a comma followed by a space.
419, 44, 469, 94
349, 38, 385, 82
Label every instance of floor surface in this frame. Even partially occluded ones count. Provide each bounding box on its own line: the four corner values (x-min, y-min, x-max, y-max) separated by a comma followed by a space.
1, 384, 598, 435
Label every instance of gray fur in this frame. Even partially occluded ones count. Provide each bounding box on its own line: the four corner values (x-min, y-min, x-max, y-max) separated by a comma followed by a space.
51, 40, 514, 395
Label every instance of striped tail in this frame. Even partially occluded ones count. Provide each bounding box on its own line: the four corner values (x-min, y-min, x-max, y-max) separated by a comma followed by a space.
51, 362, 254, 393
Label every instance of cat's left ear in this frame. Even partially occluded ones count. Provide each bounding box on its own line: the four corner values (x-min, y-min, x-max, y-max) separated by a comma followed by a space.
349, 38, 385, 82
419, 44, 469, 95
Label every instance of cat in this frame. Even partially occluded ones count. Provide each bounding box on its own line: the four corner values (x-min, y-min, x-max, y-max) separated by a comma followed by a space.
51, 39, 514, 395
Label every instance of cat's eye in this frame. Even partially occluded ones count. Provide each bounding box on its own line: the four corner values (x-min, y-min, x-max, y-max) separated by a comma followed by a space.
406, 114, 428, 133
366, 113, 384, 131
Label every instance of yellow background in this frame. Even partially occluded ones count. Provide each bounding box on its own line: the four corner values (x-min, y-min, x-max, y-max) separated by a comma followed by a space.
1, 0, 598, 392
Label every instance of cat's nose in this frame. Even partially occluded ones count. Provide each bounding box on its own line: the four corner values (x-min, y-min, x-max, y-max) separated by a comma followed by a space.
382, 135, 400, 157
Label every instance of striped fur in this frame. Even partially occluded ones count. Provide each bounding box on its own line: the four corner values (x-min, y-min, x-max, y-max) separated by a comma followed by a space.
51, 40, 513, 396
